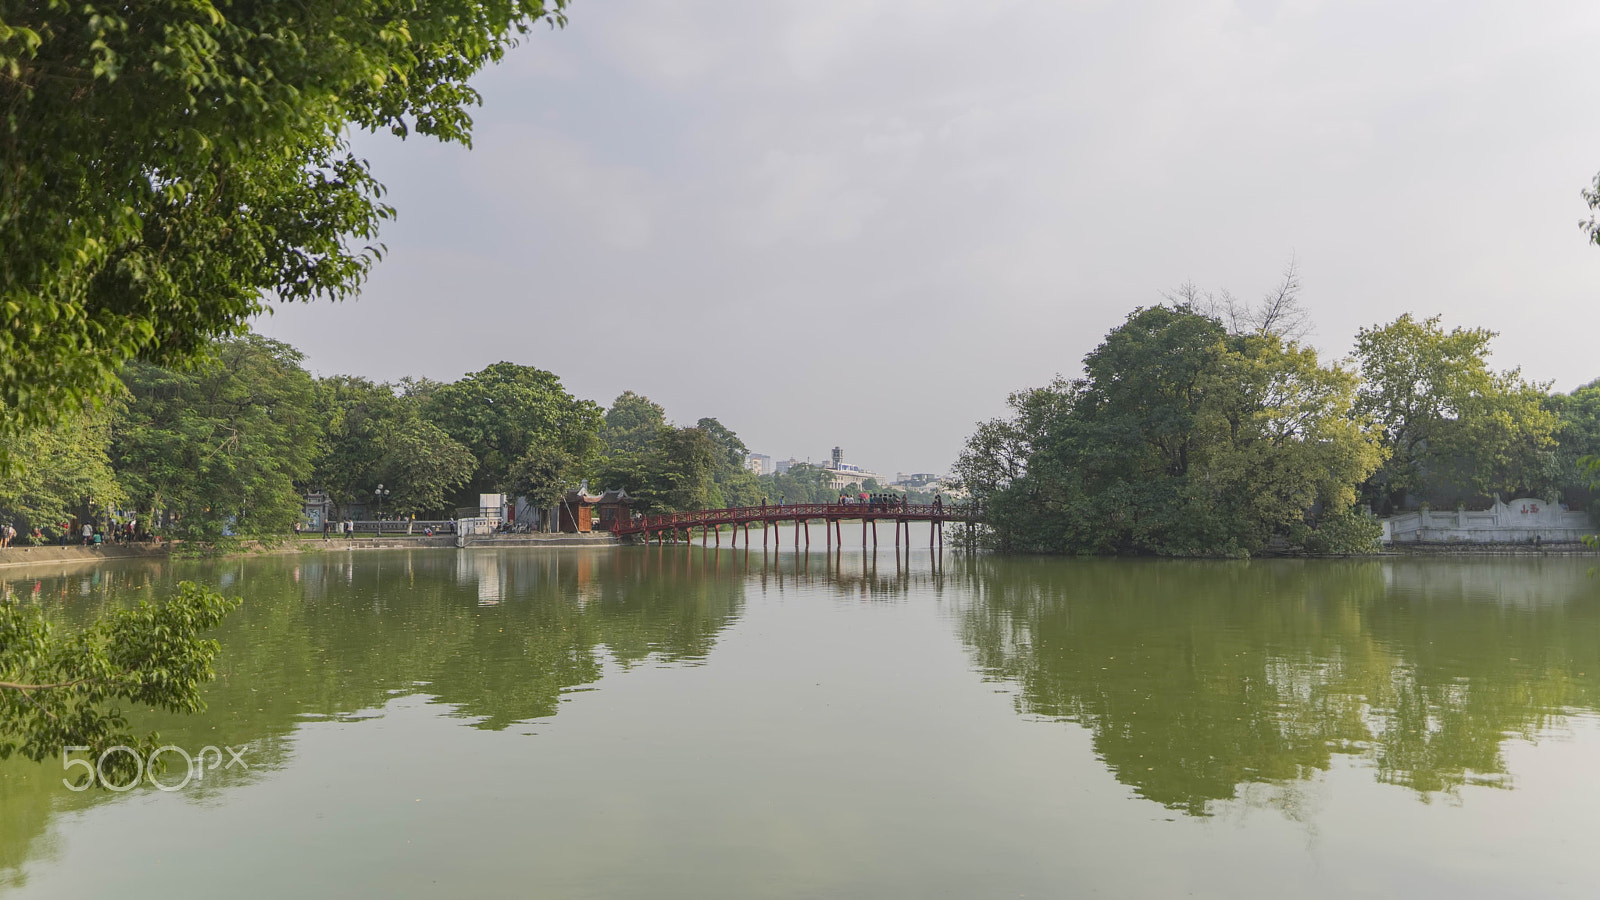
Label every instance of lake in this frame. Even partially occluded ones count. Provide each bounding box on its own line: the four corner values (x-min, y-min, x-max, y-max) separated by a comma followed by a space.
4, 533, 1599, 898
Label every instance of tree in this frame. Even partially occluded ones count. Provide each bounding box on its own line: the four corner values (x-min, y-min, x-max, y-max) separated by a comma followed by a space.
602, 392, 666, 456
113, 334, 321, 538
695, 418, 748, 471
962, 305, 1383, 556
594, 425, 722, 513
693, 417, 761, 506
504, 445, 580, 511
1352, 314, 1557, 511
1, 582, 238, 787
0, 402, 124, 539
759, 463, 835, 504
1547, 380, 1600, 509
0, 1, 569, 444
311, 376, 475, 517
1165, 257, 1313, 341
0, 0, 567, 780
423, 362, 602, 502
650, 427, 720, 511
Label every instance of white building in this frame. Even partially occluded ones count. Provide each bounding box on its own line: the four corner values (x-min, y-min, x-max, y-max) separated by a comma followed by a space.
820, 447, 885, 491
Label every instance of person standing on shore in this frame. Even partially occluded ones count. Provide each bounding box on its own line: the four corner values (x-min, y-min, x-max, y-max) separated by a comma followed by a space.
81, 522, 93, 545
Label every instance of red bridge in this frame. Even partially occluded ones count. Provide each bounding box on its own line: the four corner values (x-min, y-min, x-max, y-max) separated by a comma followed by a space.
611, 502, 981, 550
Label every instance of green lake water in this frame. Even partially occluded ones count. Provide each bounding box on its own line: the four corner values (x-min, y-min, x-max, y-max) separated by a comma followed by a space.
3, 533, 1600, 897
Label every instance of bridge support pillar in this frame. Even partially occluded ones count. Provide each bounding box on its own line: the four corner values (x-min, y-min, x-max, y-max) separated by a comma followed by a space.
715, 525, 720, 547
804, 520, 810, 550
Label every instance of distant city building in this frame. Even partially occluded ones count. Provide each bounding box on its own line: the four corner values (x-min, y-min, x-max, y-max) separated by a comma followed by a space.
774, 458, 801, 475
746, 453, 771, 476
820, 447, 884, 491
894, 473, 942, 488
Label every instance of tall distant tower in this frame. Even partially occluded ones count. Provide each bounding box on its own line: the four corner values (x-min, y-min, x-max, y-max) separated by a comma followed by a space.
831, 446, 844, 468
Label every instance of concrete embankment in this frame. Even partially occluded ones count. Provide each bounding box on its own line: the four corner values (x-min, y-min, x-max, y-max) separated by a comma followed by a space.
459, 534, 618, 547
0, 543, 172, 570
1382, 541, 1598, 556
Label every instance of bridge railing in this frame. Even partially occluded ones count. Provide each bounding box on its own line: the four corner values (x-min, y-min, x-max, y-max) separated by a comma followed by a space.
612, 502, 980, 535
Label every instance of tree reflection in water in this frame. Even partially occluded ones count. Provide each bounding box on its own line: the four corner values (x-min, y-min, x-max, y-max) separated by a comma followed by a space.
0, 548, 746, 890
950, 557, 1600, 816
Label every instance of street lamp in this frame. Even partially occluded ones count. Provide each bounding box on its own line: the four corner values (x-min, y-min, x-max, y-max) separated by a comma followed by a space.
374, 484, 390, 528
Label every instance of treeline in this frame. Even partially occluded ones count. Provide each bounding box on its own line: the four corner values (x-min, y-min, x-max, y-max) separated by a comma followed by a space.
0, 333, 791, 541
957, 291, 1597, 556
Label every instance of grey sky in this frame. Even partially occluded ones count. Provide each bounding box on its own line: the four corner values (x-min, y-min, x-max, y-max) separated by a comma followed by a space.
253, 0, 1600, 477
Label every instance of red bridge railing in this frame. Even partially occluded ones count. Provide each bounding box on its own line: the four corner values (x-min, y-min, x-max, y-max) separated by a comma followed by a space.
611, 502, 980, 536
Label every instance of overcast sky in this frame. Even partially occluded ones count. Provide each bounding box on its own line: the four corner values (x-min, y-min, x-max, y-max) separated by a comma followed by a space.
253, 0, 1600, 477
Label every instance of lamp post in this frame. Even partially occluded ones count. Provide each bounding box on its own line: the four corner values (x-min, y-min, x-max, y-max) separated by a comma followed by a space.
374, 484, 390, 532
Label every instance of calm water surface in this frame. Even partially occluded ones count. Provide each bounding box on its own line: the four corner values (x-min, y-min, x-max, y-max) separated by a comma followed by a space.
3, 533, 1600, 898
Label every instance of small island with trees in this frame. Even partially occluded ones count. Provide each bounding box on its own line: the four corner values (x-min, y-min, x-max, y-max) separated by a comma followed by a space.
955, 274, 1593, 557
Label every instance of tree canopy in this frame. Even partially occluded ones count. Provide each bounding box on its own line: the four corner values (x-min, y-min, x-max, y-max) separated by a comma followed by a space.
310, 376, 476, 517
1351, 314, 1557, 511
0, 0, 567, 441
113, 334, 321, 537
601, 391, 666, 455
958, 305, 1384, 555
423, 362, 602, 503
0, 402, 123, 537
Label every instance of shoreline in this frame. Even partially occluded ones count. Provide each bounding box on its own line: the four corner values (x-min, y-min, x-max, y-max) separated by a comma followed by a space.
0, 533, 620, 571
3, 535, 1589, 572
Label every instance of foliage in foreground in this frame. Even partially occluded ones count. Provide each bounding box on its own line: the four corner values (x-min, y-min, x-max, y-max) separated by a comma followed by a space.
0, 0, 568, 448
0, 583, 239, 788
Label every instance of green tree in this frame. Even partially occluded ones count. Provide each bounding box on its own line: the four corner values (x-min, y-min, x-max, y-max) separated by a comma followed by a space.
423, 362, 602, 502
1544, 380, 1600, 510
0, 0, 568, 444
112, 334, 321, 538
595, 425, 722, 513
760, 463, 836, 504
311, 376, 475, 517
962, 305, 1383, 556
0, 402, 124, 539
602, 392, 666, 456
0, 0, 567, 783
1352, 314, 1557, 511
1, 583, 238, 787
694, 417, 761, 507
650, 427, 720, 511
503, 445, 580, 511
695, 417, 747, 471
